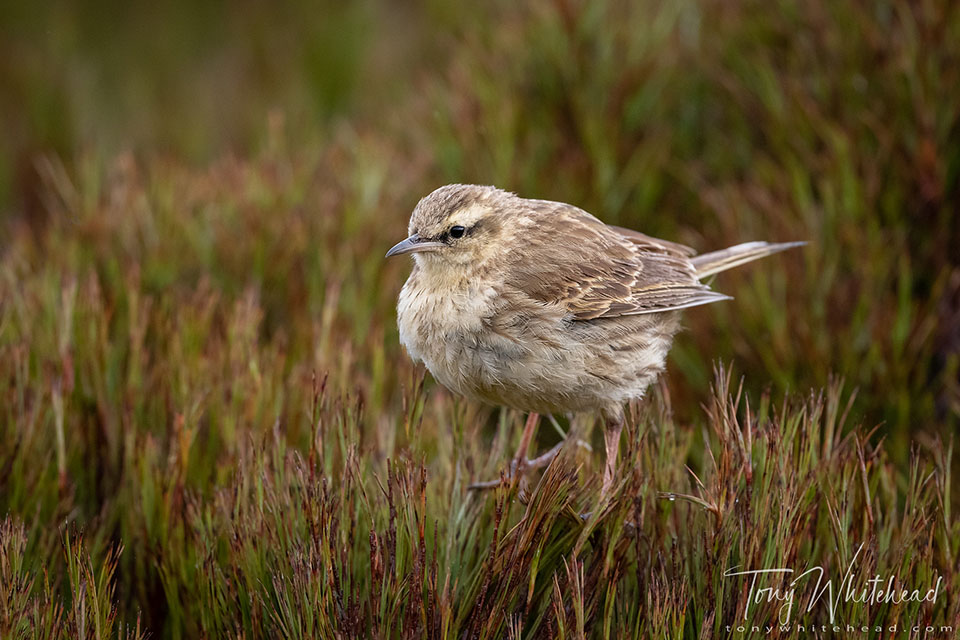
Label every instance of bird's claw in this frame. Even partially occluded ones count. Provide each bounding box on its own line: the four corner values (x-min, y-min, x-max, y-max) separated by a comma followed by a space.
468, 440, 573, 492
467, 457, 525, 491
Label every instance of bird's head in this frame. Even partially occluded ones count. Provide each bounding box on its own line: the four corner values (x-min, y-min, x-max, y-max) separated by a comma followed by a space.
385, 184, 511, 272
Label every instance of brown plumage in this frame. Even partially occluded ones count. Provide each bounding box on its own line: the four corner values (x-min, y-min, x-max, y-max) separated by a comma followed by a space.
386, 184, 803, 496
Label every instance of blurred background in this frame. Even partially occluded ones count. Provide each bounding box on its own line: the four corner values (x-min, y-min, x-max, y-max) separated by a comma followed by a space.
1, 0, 958, 632
2, 0, 958, 441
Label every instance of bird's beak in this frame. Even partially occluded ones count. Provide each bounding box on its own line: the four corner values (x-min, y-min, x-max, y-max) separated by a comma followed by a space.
385, 234, 445, 258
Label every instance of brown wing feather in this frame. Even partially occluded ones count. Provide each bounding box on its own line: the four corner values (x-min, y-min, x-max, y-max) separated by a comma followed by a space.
501, 201, 729, 321
607, 224, 696, 257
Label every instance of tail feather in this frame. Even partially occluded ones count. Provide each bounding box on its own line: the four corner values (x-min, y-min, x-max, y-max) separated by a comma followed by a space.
691, 241, 806, 279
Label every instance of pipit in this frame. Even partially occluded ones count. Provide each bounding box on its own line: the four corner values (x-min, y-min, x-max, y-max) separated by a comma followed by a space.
386, 184, 802, 498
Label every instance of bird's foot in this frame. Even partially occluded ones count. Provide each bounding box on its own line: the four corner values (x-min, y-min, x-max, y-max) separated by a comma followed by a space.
467, 439, 589, 491
466, 458, 523, 491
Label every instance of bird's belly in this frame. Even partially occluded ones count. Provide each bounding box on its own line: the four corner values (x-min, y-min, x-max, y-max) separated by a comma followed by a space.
416, 328, 588, 414
398, 282, 679, 414
398, 285, 552, 406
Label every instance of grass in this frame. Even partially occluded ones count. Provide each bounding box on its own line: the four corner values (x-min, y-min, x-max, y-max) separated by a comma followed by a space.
1, 0, 959, 637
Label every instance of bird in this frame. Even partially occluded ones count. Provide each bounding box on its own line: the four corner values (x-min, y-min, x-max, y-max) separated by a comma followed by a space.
386, 184, 803, 498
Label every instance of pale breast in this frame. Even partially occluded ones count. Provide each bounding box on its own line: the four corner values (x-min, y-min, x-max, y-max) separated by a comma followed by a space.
397, 273, 501, 394
396, 272, 680, 414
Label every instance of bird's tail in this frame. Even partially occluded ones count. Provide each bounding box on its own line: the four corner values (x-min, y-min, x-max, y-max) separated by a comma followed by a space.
691, 241, 805, 279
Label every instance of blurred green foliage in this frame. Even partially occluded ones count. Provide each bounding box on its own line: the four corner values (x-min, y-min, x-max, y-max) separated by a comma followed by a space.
0, 0, 386, 203
1, 0, 959, 636
1, 0, 956, 438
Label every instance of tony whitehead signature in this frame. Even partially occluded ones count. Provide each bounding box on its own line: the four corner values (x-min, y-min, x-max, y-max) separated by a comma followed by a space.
723, 544, 942, 625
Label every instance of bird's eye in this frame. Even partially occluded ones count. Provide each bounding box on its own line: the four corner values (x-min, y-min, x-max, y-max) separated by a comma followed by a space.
449, 225, 466, 239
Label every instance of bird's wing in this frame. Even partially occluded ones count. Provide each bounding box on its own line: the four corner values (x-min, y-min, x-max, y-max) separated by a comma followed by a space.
606, 224, 696, 257
503, 201, 728, 321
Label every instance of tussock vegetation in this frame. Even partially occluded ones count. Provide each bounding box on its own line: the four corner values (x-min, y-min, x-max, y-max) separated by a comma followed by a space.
1, 0, 959, 637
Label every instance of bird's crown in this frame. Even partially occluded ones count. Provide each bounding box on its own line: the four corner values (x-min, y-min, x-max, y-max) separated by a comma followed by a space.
408, 184, 509, 238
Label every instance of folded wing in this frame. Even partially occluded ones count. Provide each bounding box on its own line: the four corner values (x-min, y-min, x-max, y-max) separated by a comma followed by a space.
502, 201, 729, 321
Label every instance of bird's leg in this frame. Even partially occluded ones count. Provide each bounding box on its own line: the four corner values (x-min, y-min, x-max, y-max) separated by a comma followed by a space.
526, 441, 564, 469
469, 413, 541, 491
600, 412, 624, 500
468, 413, 592, 491
512, 411, 540, 473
